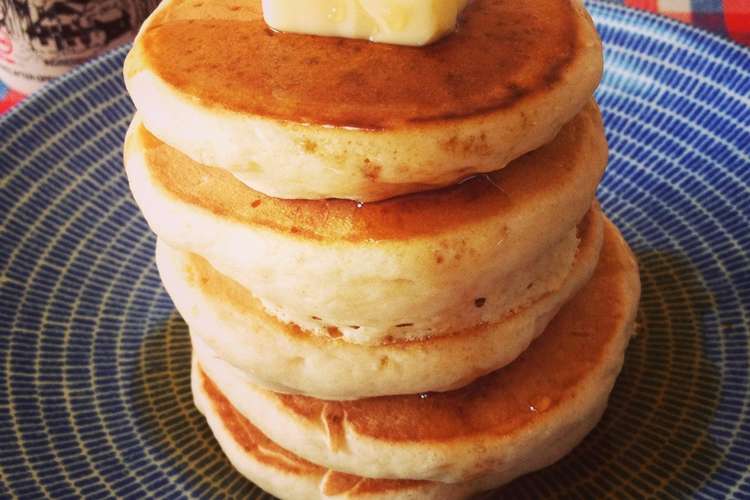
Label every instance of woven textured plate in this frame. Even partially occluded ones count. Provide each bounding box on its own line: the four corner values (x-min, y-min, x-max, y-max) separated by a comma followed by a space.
1, 2, 749, 498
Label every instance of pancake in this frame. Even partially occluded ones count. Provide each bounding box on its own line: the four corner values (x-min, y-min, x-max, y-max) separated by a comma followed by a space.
194, 218, 641, 483
126, 101, 608, 345
124, 0, 602, 201
161, 206, 603, 400
192, 358, 481, 500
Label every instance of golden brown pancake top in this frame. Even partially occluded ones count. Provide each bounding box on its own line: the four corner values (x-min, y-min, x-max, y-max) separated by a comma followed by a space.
130, 101, 604, 243
201, 370, 428, 495
127, 0, 585, 129
271, 221, 638, 443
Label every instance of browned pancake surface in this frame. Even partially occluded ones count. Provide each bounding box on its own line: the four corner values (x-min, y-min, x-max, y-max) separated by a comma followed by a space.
201, 369, 428, 495
127, 0, 584, 129
270, 221, 637, 442
127, 102, 603, 243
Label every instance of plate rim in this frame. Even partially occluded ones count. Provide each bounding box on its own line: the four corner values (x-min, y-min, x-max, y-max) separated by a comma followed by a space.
0, 2, 748, 498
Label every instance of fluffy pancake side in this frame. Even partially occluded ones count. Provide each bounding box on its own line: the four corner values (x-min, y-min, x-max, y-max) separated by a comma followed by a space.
161, 206, 603, 400
126, 102, 608, 344
124, 0, 602, 200
193, 218, 641, 482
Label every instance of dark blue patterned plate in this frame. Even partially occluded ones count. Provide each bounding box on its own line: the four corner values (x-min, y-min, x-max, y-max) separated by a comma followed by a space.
1, 3, 749, 498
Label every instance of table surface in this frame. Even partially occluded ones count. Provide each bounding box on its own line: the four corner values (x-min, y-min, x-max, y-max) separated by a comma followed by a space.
1, 0, 748, 114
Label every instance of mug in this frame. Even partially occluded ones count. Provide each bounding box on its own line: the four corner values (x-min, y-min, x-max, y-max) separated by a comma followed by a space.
0, 0, 159, 94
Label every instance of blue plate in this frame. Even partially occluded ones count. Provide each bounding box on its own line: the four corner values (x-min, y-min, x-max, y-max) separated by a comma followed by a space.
1, 2, 749, 498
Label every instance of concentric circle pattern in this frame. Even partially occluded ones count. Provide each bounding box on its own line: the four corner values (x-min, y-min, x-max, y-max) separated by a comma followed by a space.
1, 3, 749, 498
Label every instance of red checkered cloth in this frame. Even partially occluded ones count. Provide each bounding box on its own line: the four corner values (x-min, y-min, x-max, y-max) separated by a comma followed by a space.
1, 1, 749, 114
0, 87, 23, 114
619, 0, 750, 46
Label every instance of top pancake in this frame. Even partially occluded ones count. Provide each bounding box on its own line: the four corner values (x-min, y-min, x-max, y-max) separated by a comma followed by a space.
129, 0, 585, 128
124, 0, 603, 200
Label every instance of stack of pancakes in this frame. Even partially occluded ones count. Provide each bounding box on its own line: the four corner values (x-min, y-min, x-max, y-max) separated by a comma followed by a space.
123, 0, 641, 497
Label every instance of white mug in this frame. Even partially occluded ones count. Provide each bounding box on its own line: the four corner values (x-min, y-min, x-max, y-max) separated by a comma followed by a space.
0, 0, 158, 94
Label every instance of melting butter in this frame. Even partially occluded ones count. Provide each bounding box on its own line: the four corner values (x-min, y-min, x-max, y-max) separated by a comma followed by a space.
262, 0, 469, 46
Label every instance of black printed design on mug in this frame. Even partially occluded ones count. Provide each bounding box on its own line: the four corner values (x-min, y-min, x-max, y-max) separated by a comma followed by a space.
0, 0, 146, 56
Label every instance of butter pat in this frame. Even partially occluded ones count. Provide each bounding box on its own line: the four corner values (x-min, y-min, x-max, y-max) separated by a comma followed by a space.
262, 0, 469, 46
